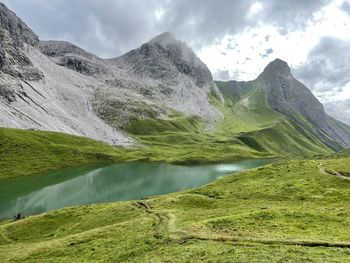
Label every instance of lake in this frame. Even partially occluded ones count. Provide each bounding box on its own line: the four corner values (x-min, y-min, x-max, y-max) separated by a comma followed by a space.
0, 159, 271, 219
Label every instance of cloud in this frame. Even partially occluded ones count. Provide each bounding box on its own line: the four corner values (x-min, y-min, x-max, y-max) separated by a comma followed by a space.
2, 0, 164, 57
293, 37, 350, 100
325, 99, 350, 126
213, 69, 231, 81
260, 48, 273, 58
2, 0, 331, 58
341, 1, 350, 14
255, 0, 331, 34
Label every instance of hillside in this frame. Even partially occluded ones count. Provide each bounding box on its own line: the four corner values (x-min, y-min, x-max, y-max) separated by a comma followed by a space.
1, 157, 349, 262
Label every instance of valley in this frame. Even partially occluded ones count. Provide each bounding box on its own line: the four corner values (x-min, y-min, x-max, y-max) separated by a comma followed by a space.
0, 2, 350, 262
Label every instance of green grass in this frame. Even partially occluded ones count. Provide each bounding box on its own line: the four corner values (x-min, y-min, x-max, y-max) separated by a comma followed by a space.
1, 157, 350, 262
0, 128, 141, 181
124, 111, 275, 164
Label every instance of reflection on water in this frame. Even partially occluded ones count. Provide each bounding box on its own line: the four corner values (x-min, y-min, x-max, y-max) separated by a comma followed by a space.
0, 159, 271, 219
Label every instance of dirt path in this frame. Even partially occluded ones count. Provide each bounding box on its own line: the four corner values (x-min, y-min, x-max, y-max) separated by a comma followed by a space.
134, 200, 350, 249
318, 162, 350, 181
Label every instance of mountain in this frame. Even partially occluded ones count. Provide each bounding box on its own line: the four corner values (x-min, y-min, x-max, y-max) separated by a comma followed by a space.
0, 3, 349, 159
258, 59, 350, 148
217, 59, 350, 153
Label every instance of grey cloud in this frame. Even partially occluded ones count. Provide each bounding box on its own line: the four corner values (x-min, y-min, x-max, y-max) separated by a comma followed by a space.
2, 0, 164, 57
260, 48, 273, 58
214, 69, 231, 81
226, 43, 237, 50
341, 1, 350, 14
256, 0, 331, 34
2, 0, 331, 58
294, 37, 350, 95
159, 0, 330, 49
325, 99, 350, 126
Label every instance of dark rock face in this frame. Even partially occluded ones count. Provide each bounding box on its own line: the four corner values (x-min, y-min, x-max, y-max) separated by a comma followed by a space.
258, 59, 350, 147
258, 59, 326, 125
0, 3, 43, 80
0, 85, 16, 103
39, 41, 108, 76
39, 41, 91, 57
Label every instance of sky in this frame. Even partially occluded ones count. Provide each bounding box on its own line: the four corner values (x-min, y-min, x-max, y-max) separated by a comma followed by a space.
3, 0, 350, 124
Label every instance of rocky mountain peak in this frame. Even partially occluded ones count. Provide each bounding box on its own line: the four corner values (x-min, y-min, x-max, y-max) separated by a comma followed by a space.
260, 58, 291, 77
117, 32, 213, 87
255, 58, 350, 147
148, 31, 177, 46
257, 59, 325, 121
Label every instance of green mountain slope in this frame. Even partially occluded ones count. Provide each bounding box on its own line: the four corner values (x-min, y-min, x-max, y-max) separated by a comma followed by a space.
214, 81, 334, 157
1, 157, 349, 262
212, 58, 350, 158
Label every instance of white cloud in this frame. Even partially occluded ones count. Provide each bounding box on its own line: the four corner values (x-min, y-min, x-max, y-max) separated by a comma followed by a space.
199, 0, 350, 87
249, 1, 263, 16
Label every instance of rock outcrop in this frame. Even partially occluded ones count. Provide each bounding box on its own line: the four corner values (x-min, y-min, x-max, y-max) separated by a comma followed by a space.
0, 3, 43, 81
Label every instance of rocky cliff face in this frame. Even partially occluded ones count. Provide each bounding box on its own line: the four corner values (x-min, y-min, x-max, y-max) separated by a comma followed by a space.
0, 3, 43, 81
0, 3, 130, 145
258, 59, 350, 148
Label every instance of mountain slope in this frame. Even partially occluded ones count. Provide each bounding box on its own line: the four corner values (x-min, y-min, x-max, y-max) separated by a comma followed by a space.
0, 4, 220, 145
0, 3, 131, 145
216, 59, 350, 156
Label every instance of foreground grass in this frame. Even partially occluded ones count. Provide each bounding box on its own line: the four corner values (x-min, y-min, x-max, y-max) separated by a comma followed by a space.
1, 158, 349, 262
